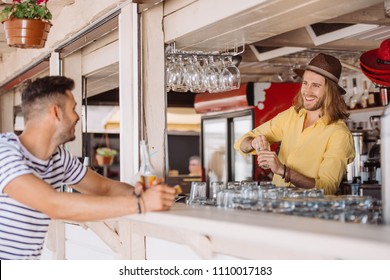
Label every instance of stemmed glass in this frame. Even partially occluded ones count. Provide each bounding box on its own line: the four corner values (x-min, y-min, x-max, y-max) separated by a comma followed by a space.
219, 56, 234, 92
166, 52, 242, 93
191, 55, 206, 93
165, 55, 175, 92
226, 55, 241, 90
207, 55, 220, 93
185, 55, 202, 92
170, 55, 188, 92
202, 57, 218, 93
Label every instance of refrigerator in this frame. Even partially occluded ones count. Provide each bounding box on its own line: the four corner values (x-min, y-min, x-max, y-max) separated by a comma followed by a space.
202, 110, 254, 183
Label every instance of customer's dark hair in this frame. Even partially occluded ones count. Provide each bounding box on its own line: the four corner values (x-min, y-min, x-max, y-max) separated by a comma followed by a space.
21, 76, 75, 121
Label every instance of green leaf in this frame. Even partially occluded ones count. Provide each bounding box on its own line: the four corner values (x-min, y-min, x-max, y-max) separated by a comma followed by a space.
96, 147, 118, 156
3, 1, 52, 22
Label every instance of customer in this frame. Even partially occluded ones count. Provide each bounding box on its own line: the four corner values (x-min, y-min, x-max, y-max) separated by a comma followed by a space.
188, 155, 202, 176
234, 53, 355, 195
0, 76, 176, 260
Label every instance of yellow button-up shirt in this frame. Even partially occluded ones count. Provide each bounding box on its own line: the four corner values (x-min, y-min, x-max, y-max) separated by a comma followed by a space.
234, 106, 355, 195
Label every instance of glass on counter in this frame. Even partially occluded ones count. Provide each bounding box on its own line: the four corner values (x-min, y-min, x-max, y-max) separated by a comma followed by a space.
188, 182, 207, 205
187, 181, 382, 224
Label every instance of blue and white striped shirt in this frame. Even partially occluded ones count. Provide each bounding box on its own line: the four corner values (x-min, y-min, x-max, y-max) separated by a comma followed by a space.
0, 133, 87, 260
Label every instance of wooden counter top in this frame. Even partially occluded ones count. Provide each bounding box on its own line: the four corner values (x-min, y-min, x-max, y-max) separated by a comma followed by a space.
121, 203, 390, 259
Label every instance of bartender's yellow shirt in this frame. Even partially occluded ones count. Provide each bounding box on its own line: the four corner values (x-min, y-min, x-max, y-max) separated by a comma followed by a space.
234, 107, 355, 195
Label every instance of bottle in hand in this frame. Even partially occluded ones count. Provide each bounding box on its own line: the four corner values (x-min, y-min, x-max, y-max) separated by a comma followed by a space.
139, 140, 156, 190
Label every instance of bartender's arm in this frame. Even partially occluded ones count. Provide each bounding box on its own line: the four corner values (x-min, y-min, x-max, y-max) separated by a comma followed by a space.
239, 135, 270, 153
241, 134, 316, 189
256, 149, 316, 189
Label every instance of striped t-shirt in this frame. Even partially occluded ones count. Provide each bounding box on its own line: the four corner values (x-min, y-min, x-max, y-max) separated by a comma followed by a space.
0, 133, 87, 260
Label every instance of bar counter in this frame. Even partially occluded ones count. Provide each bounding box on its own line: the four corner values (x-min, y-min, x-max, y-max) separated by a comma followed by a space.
114, 203, 390, 260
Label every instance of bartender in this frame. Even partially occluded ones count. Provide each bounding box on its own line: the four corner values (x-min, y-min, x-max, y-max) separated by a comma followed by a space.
234, 53, 355, 195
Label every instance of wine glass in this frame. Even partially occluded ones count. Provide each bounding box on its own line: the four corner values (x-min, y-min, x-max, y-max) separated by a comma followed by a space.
165, 55, 175, 92
202, 56, 218, 93
219, 56, 234, 91
226, 55, 241, 90
184, 55, 202, 92
207, 55, 221, 93
171, 55, 188, 92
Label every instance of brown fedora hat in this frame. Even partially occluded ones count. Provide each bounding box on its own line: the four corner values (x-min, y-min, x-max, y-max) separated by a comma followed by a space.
360, 39, 390, 74
294, 53, 346, 95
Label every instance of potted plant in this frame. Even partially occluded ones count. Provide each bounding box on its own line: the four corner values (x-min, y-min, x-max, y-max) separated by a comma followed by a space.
0, 0, 52, 48
95, 147, 118, 166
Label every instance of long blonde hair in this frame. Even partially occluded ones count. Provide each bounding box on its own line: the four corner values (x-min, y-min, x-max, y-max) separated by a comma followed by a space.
293, 78, 349, 124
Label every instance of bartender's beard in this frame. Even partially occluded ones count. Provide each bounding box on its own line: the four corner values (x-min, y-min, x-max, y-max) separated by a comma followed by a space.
303, 95, 324, 112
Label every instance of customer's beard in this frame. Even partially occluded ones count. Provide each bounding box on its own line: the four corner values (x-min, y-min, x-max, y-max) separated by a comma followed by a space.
57, 126, 76, 145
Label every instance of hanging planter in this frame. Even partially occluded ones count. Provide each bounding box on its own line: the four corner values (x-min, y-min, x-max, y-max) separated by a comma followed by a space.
95, 134, 118, 167
96, 147, 118, 167
3, 18, 51, 48
0, 0, 53, 49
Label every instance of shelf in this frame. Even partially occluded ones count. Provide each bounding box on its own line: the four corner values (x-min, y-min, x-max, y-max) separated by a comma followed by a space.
348, 106, 386, 115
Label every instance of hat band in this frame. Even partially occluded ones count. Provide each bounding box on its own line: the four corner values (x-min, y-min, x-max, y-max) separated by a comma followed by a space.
377, 58, 390, 65
306, 65, 339, 83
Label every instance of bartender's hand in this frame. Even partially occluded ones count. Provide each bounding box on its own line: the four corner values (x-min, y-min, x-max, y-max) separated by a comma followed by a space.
251, 135, 270, 153
138, 179, 176, 212
257, 150, 284, 176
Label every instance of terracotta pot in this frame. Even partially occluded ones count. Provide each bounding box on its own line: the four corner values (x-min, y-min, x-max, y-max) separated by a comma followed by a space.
96, 154, 114, 166
3, 19, 51, 49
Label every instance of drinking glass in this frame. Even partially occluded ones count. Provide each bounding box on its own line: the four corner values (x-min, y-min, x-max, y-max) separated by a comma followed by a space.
189, 55, 204, 92
240, 181, 259, 205
223, 190, 241, 208
165, 56, 175, 92
189, 181, 207, 205
216, 189, 240, 208
219, 56, 233, 92
226, 55, 241, 90
183, 56, 201, 92
227, 181, 241, 190
255, 142, 270, 169
170, 55, 188, 92
209, 181, 225, 202
206, 55, 220, 92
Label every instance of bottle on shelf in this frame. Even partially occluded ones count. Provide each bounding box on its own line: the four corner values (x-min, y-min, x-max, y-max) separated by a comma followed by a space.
349, 78, 362, 110
368, 82, 381, 107
139, 140, 156, 190
380, 87, 389, 106
367, 82, 377, 107
342, 77, 349, 105
360, 80, 368, 109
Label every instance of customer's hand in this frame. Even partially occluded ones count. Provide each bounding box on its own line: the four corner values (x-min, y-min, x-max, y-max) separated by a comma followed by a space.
141, 180, 176, 212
